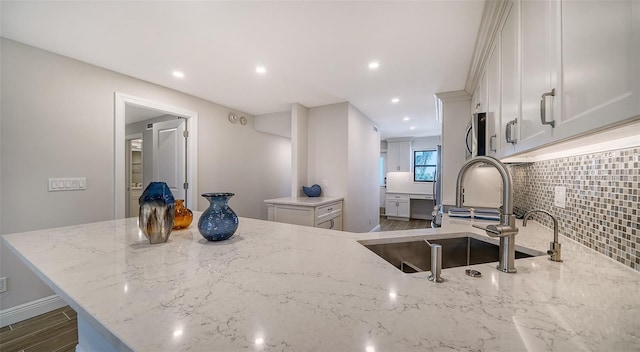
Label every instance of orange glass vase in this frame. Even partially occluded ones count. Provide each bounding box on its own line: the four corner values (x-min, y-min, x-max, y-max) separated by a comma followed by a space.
173, 199, 193, 230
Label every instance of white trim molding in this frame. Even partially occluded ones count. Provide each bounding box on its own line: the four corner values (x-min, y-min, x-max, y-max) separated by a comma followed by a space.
114, 92, 199, 218
0, 294, 66, 327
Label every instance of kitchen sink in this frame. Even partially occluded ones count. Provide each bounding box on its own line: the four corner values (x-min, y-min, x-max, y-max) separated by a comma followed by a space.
359, 232, 545, 273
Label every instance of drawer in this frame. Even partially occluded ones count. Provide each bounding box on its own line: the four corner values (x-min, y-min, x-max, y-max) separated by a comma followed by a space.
315, 215, 342, 231
315, 201, 342, 220
410, 194, 434, 200
386, 193, 410, 201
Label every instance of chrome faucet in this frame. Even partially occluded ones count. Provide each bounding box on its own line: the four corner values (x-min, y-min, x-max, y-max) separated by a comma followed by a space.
523, 209, 563, 262
456, 156, 519, 273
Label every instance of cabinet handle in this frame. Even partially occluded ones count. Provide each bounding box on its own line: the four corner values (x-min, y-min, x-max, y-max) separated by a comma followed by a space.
505, 119, 518, 144
330, 219, 334, 229
490, 134, 497, 152
540, 88, 556, 127
327, 207, 333, 212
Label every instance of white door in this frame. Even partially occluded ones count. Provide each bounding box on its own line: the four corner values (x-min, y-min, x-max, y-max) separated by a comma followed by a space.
152, 119, 187, 202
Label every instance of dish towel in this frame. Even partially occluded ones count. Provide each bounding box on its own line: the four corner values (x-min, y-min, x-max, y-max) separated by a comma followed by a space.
448, 207, 501, 220
448, 207, 472, 218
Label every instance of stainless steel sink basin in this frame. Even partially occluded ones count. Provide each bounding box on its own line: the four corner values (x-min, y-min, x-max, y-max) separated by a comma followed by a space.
359, 232, 545, 273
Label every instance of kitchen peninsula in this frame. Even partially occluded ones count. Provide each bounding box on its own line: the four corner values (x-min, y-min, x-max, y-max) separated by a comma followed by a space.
3, 213, 639, 351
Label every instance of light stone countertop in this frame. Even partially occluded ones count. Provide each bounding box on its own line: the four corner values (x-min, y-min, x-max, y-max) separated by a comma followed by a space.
263, 196, 343, 207
2, 213, 639, 351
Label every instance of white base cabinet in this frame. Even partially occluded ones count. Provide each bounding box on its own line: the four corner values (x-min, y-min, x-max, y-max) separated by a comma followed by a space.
385, 193, 410, 220
265, 197, 343, 231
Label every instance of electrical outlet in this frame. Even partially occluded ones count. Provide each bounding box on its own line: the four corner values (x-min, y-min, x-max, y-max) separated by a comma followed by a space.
554, 186, 566, 209
0, 277, 7, 293
322, 179, 329, 188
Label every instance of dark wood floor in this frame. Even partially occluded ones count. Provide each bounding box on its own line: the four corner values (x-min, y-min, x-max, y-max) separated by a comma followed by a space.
0, 306, 78, 352
379, 216, 431, 231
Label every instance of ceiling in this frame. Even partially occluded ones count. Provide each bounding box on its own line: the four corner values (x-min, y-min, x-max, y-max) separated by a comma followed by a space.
1, 1, 485, 139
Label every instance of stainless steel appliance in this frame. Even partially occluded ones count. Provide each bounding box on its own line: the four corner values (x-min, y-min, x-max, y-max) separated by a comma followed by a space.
465, 112, 487, 160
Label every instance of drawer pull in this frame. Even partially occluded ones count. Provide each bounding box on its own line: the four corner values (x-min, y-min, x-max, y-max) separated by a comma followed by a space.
327, 207, 333, 212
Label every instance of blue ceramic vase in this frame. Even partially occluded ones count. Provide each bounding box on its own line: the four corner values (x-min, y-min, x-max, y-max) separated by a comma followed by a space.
198, 193, 239, 241
138, 182, 175, 244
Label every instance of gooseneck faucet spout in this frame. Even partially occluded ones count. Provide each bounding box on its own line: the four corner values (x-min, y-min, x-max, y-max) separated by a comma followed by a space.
456, 156, 518, 273
523, 209, 563, 262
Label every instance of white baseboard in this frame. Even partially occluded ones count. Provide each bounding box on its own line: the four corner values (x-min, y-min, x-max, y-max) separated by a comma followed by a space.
0, 294, 66, 327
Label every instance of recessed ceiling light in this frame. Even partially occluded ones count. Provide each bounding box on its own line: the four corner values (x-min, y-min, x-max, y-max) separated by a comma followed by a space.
410, 126, 416, 130
256, 66, 267, 74
368, 61, 380, 70
172, 71, 184, 78
391, 98, 400, 104
403, 117, 410, 121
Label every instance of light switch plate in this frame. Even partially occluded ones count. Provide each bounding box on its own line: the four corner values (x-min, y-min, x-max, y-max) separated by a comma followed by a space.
554, 186, 566, 208
48, 177, 87, 192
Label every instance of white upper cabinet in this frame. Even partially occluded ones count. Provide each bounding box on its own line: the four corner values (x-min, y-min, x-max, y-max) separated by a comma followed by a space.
556, 0, 640, 140
472, 70, 487, 114
486, 40, 501, 155
499, 1, 518, 155
518, 0, 558, 151
386, 140, 412, 173
468, 0, 640, 158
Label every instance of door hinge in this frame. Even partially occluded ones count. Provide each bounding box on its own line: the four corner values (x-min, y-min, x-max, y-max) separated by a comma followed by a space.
183, 182, 189, 190
183, 130, 189, 138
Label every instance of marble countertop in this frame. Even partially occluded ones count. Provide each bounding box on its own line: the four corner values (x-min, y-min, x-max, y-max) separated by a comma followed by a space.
3, 214, 639, 351
263, 196, 343, 206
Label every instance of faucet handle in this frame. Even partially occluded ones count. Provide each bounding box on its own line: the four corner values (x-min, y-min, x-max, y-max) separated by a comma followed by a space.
472, 223, 518, 238
472, 223, 501, 236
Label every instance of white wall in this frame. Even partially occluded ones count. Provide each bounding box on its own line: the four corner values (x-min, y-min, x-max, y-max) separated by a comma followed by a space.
438, 91, 471, 206
291, 103, 308, 197
307, 102, 379, 233
0, 38, 291, 310
438, 91, 500, 208
347, 104, 380, 232
254, 111, 291, 138
412, 136, 440, 151
307, 103, 349, 198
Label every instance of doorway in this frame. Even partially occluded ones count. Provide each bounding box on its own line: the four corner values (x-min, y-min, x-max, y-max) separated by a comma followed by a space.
114, 93, 199, 219
125, 136, 143, 218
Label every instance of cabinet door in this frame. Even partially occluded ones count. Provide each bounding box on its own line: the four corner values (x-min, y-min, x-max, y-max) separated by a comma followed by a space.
518, 0, 558, 151
386, 143, 399, 173
499, 1, 518, 154
473, 71, 487, 114
397, 142, 411, 172
486, 40, 500, 156
386, 142, 411, 172
557, 0, 640, 140
397, 200, 410, 218
385, 199, 398, 216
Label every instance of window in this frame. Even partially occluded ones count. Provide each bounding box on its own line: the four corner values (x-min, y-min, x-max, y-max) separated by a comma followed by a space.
414, 150, 437, 182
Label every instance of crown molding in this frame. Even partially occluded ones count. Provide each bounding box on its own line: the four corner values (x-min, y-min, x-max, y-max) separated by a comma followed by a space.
465, 0, 512, 94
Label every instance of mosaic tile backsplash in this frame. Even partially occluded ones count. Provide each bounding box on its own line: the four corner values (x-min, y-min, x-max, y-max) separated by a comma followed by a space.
510, 146, 639, 271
